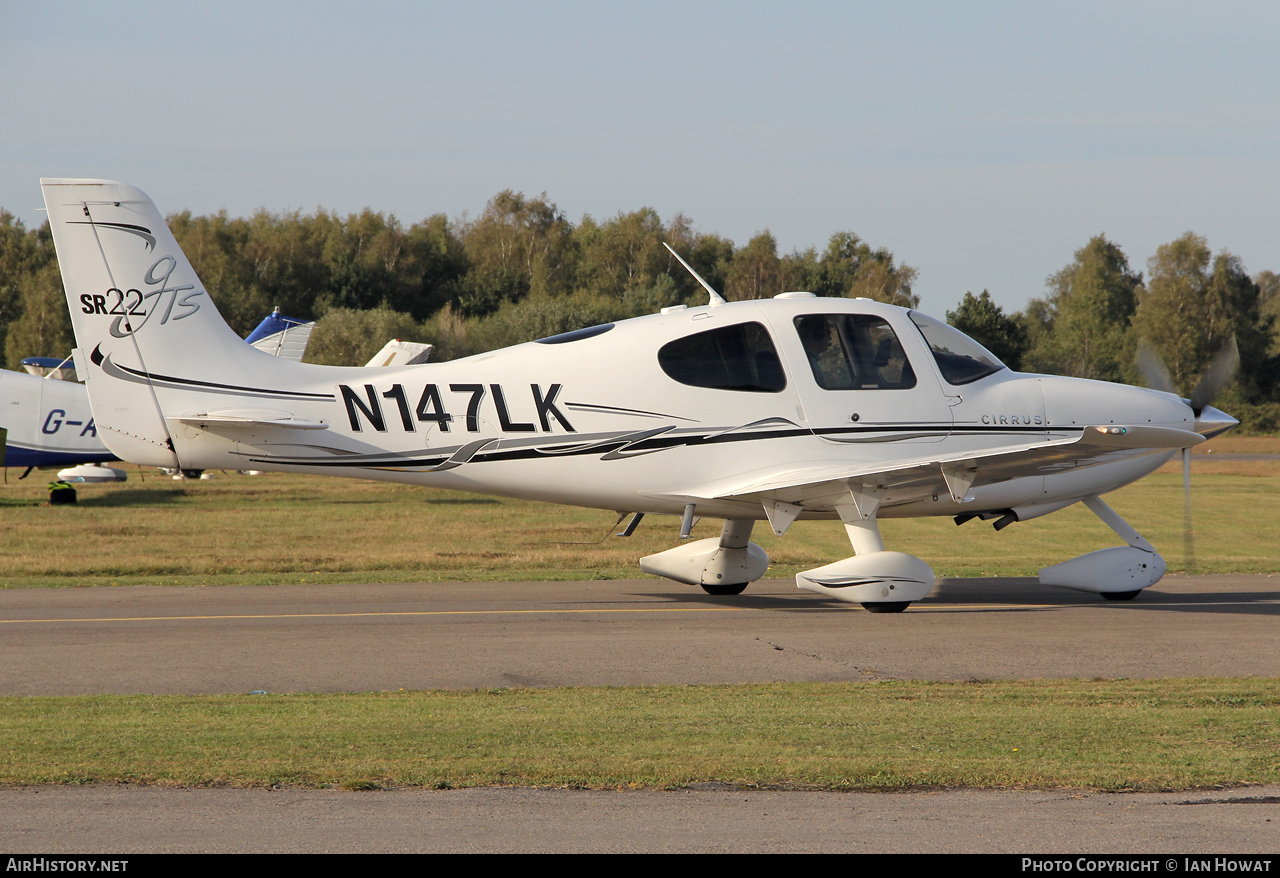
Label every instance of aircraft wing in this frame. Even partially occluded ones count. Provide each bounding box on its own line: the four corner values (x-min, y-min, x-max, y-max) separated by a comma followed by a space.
644, 425, 1202, 511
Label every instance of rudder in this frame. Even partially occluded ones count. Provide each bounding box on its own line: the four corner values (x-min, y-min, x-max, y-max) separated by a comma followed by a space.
41, 179, 266, 467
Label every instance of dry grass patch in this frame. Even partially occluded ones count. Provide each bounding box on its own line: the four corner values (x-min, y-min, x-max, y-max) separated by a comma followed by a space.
2, 465, 1278, 585
1196, 435, 1280, 454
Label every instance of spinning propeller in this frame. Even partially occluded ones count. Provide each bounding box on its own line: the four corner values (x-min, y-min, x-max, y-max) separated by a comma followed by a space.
1135, 336, 1241, 570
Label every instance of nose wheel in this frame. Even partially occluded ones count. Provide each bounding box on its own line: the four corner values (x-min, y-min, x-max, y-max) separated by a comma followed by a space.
1038, 497, 1166, 600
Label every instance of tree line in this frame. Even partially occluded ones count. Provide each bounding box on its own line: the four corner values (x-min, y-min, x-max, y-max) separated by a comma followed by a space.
947, 235, 1280, 431
0, 191, 916, 367
2, 191, 1277, 431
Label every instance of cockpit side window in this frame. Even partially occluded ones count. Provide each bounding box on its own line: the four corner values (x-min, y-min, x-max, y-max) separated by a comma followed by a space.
907, 311, 1006, 385
794, 315, 917, 390
658, 321, 786, 393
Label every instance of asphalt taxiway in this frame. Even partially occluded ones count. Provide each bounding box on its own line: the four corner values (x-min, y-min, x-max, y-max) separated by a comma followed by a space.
2, 575, 1278, 694
3, 575, 1277, 853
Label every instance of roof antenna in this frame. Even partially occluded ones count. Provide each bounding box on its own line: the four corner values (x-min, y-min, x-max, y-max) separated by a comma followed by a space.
663, 242, 726, 306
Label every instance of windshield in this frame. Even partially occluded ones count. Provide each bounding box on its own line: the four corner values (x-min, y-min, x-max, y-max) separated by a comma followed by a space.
908, 311, 1006, 385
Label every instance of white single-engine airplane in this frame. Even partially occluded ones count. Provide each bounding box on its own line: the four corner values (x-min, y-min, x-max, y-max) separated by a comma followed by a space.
42, 179, 1238, 611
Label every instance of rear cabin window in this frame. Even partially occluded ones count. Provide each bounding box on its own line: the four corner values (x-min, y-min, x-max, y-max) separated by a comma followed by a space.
658, 322, 786, 393
794, 314, 917, 390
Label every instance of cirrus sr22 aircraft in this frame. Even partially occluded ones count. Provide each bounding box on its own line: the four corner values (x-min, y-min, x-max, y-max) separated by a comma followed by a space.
41, 179, 1237, 612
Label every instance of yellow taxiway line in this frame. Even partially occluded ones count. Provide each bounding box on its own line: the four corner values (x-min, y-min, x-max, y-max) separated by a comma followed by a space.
1, 603, 1077, 625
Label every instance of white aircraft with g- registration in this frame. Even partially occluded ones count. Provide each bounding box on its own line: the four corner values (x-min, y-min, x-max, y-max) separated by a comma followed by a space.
42, 179, 1238, 612
0, 309, 316, 479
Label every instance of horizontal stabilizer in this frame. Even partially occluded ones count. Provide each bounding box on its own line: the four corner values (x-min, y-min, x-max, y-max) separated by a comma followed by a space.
364, 339, 434, 368
170, 411, 329, 432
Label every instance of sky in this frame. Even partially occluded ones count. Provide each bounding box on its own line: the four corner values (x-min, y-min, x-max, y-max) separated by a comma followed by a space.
2, 1, 1277, 317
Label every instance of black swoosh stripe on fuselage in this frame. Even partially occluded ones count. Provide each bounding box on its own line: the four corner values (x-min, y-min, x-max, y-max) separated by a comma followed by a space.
92, 346, 335, 402
240, 424, 1084, 470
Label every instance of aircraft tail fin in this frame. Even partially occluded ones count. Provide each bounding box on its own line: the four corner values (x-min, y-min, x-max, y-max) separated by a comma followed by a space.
245, 308, 315, 361
40, 179, 293, 467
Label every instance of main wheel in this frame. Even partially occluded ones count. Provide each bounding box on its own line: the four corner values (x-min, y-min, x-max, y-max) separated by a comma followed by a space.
701, 581, 749, 596
861, 601, 912, 613
1101, 590, 1142, 601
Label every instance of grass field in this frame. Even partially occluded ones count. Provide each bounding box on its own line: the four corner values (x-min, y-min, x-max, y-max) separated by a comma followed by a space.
2, 437, 1277, 792
2, 680, 1276, 791
1, 441, 1278, 587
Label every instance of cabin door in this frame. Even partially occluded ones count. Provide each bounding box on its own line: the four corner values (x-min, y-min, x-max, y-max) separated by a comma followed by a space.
766, 309, 953, 446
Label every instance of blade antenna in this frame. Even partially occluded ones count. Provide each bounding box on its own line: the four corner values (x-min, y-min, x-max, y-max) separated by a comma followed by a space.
663, 242, 726, 306
549, 512, 629, 545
